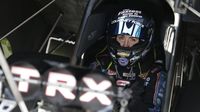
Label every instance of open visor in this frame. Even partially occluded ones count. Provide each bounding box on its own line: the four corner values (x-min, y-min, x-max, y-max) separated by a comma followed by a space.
108, 19, 148, 41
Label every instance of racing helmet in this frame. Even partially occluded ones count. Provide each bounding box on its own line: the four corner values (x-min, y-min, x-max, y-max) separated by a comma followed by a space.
107, 9, 155, 68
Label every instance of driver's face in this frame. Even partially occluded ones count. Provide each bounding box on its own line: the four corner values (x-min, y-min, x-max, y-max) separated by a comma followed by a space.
114, 35, 139, 48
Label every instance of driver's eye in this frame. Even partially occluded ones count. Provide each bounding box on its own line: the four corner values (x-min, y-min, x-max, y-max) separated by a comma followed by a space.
129, 37, 138, 42
117, 36, 125, 40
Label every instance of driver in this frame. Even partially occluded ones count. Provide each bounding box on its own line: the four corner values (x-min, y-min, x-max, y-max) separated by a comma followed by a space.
84, 8, 166, 112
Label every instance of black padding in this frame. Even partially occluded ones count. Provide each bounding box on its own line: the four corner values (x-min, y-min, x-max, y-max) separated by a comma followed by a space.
175, 78, 200, 112
8, 52, 69, 64
75, 13, 107, 59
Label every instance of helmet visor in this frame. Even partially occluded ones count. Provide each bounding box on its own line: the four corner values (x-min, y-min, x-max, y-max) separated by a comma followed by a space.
108, 18, 148, 41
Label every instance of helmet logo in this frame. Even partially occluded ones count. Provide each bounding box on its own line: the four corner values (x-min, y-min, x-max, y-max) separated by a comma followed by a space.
118, 58, 129, 66
119, 21, 134, 35
117, 9, 142, 18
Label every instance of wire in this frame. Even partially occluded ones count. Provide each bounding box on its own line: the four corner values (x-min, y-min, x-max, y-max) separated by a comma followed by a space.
39, 13, 63, 53
95, 46, 108, 70
0, 0, 56, 41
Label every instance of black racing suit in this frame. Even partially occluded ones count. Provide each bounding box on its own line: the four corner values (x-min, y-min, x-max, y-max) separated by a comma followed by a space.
84, 44, 166, 112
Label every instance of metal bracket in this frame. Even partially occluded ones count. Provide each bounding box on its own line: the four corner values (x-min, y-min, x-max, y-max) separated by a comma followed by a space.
174, 0, 189, 14
175, 0, 200, 18
181, 1, 200, 18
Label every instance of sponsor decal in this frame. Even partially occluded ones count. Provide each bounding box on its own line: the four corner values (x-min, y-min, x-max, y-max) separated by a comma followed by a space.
117, 51, 130, 57
10, 65, 114, 107
118, 58, 129, 66
79, 77, 112, 105
123, 72, 136, 78
144, 77, 151, 86
79, 73, 114, 111
116, 80, 130, 86
45, 72, 77, 100
11, 66, 40, 93
107, 69, 116, 76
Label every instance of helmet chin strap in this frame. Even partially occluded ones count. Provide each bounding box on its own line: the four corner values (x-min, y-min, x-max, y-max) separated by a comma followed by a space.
129, 55, 140, 65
